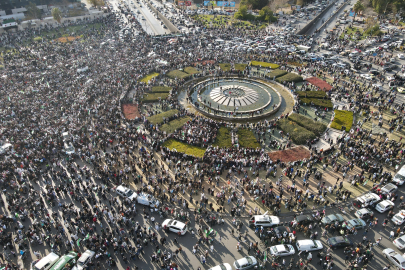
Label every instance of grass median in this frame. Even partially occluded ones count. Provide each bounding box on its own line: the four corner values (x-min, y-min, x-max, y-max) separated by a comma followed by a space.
237, 129, 260, 148
162, 139, 206, 158
160, 116, 191, 134
288, 113, 327, 136
213, 127, 233, 148
331, 110, 354, 132
147, 109, 179, 125
277, 118, 316, 145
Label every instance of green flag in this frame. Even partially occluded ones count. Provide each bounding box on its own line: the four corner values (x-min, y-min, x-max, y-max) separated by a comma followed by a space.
85, 233, 90, 240
77, 238, 81, 247
205, 228, 213, 237
264, 251, 267, 261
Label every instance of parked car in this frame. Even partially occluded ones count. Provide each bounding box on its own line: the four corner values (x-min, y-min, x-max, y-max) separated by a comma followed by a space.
233, 256, 257, 270
327, 236, 353, 249
321, 214, 345, 225
382, 248, 405, 269
380, 183, 398, 195
344, 219, 367, 230
295, 215, 314, 226
269, 244, 295, 257
393, 235, 405, 249
249, 212, 280, 228
392, 210, 405, 225
393, 165, 405, 185
296, 240, 323, 252
375, 200, 395, 213
354, 208, 374, 221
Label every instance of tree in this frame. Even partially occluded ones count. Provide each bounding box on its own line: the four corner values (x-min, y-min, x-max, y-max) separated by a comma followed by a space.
259, 6, 275, 21
26, 2, 42, 20
52, 7, 62, 24
87, 0, 105, 8
234, 5, 248, 20
352, 0, 364, 20
249, 0, 269, 10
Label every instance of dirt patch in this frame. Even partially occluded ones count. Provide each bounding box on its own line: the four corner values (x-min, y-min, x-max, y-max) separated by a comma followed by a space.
268, 146, 311, 162
54, 36, 81, 43
122, 103, 141, 120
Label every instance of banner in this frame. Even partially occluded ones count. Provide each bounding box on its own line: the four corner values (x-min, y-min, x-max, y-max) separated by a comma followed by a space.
204, 1, 217, 6
217, 1, 235, 7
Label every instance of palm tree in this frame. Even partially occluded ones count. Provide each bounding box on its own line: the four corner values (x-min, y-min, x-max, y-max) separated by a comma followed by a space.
51, 7, 62, 24
353, 0, 365, 20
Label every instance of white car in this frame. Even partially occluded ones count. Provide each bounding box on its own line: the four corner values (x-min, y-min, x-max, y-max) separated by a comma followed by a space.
392, 210, 405, 225
383, 248, 405, 269
116, 185, 138, 201
269, 244, 295, 257
375, 200, 395, 213
360, 74, 372, 80
162, 219, 188, 235
72, 250, 95, 270
393, 235, 405, 249
233, 256, 257, 270
398, 54, 405, 59
249, 212, 280, 228
208, 263, 232, 270
296, 240, 323, 252
393, 165, 405, 185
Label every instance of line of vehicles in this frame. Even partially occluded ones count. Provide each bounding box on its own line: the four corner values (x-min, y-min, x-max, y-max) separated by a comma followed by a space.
31, 250, 94, 270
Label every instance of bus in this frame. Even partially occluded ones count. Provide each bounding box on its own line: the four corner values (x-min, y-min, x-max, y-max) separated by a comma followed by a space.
48, 252, 78, 270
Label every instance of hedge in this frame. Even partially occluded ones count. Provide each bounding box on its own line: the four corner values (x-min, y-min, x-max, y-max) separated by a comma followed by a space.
300, 98, 333, 109
166, 70, 191, 79
288, 113, 327, 136
213, 127, 232, 148
160, 116, 191, 134
139, 72, 159, 83
276, 73, 303, 83
184, 67, 200, 75
162, 139, 206, 158
277, 119, 316, 145
267, 69, 288, 78
141, 92, 170, 103
331, 110, 353, 132
151, 86, 172, 93
251, 61, 280, 69
237, 129, 260, 148
219, 63, 231, 71
296, 91, 327, 99
147, 109, 179, 125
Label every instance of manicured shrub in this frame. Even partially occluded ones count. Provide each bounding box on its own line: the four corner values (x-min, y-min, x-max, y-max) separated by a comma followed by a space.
151, 86, 172, 93
331, 110, 353, 132
166, 70, 191, 79
276, 73, 303, 83
139, 72, 159, 83
184, 67, 200, 75
277, 119, 316, 145
141, 92, 169, 103
288, 113, 327, 136
213, 127, 232, 148
234, 63, 247, 71
219, 63, 231, 71
237, 129, 260, 148
296, 91, 327, 99
300, 98, 333, 109
160, 117, 191, 134
267, 69, 288, 78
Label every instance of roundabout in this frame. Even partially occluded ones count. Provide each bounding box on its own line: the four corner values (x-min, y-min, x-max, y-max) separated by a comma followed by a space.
188, 77, 283, 120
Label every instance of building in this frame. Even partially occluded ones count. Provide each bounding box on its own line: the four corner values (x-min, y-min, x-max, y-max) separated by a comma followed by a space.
0, 0, 79, 15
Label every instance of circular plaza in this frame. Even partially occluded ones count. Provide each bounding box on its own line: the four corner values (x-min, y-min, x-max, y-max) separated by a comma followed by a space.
188, 77, 282, 120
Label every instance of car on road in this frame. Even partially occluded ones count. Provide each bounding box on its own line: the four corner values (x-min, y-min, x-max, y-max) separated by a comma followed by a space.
382, 248, 405, 269
116, 185, 138, 201
296, 240, 323, 252
321, 214, 345, 225
354, 208, 374, 221
375, 200, 395, 213
233, 256, 257, 270
398, 54, 405, 59
162, 219, 188, 235
392, 210, 405, 225
398, 87, 405, 93
394, 235, 405, 250
393, 165, 405, 185
353, 193, 380, 208
208, 263, 232, 270
249, 212, 280, 228
269, 244, 295, 257
327, 236, 353, 249
273, 226, 292, 238
344, 219, 367, 230
380, 183, 398, 195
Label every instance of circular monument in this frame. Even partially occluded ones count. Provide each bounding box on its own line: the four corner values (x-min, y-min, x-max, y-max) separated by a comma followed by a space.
189, 77, 282, 120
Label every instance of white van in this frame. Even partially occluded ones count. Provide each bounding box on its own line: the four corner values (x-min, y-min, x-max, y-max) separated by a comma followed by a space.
137, 193, 160, 208
393, 165, 405, 185
0, 143, 14, 155
31, 252, 60, 270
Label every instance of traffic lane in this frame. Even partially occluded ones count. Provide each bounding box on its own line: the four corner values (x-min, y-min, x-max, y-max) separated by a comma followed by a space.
138, 1, 168, 35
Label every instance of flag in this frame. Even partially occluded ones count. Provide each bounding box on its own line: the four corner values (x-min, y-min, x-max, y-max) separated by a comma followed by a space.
85, 233, 90, 240
205, 228, 213, 237
264, 251, 267, 261
8, 96, 10, 101
77, 238, 81, 247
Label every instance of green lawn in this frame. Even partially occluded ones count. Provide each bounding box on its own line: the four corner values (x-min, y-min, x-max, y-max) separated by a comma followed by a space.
141, 92, 169, 103
339, 26, 366, 40
151, 86, 172, 93
162, 139, 206, 158
331, 110, 354, 132
235, 63, 247, 71
296, 91, 327, 98
276, 73, 304, 83
288, 113, 327, 136
267, 69, 288, 78
237, 129, 260, 148
147, 109, 179, 125
184, 67, 200, 75
167, 70, 191, 79
300, 98, 333, 109
251, 61, 279, 69
219, 63, 231, 71
213, 127, 233, 148
139, 72, 159, 83
160, 116, 191, 134
191, 15, 267, 30
278, 118, 316, 145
